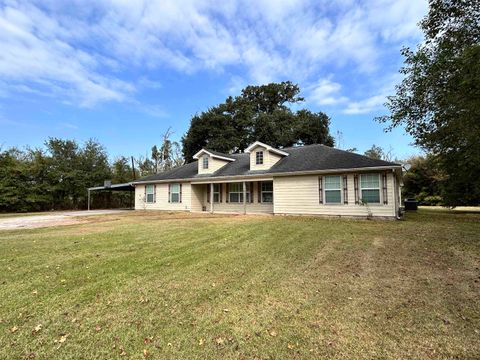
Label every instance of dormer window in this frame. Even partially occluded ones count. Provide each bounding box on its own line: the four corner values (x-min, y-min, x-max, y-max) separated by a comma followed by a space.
245, 141, 288, 170
193, 149, 235, 174
255, 151, 264, 165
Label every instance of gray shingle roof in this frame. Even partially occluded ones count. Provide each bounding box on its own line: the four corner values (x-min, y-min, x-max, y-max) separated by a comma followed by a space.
134, 144, 400, 183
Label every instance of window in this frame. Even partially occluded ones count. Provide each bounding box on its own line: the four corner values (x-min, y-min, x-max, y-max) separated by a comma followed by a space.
170, 183, 181, 203
213, 184, 220, 203
203, 156, 209, 169
229, 183, 250, 203
261, 181, 273, 203
145, 184, 155, 203
360, 174, 380, 203
324, 176, 342, 204
255, 151, 264, 165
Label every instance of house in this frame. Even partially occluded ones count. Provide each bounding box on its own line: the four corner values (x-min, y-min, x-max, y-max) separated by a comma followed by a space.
132, 141, 403, 219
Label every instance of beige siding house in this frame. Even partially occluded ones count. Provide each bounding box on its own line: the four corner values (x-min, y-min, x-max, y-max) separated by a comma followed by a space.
133, 141, 403, 219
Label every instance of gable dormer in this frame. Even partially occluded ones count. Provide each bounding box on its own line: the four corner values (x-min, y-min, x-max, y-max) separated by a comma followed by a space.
245, 141, 289, 171
193, 149, 235, 175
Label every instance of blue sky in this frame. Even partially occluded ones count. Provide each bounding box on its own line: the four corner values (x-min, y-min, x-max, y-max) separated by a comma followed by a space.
0, 0, 428, 160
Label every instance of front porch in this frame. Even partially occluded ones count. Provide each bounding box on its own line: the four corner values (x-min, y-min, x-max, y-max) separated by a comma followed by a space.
191, 180, 274, 214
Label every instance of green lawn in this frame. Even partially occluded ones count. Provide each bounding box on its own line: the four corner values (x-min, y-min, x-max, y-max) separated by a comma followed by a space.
1, 210, 479, 359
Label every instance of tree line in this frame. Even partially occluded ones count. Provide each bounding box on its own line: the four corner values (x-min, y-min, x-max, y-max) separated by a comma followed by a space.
0, 135, 183, 212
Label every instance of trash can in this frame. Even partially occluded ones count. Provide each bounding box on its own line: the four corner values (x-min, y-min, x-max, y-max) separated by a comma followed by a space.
404, 198, 418, 211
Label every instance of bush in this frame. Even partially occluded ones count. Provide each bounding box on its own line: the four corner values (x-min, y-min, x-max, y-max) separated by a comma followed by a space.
418, 194, 443, 206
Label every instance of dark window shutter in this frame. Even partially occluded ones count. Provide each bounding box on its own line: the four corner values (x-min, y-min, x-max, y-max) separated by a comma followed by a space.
257, 181, 261, 203
343, 175, 348, 204
354, 174, 359, 204
226, 183, 229, 203
154, 185, 157, 203
318, 176, 323, 204
179, 183, 182, 203
382, 172, 388, 204
207, 184, 210, 203
250, 182, 254, 203
168, 184, 171, 203
219, 184, 223, 203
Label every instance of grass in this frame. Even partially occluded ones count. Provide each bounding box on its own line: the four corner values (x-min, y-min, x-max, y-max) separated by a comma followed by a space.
0, 210, 479, 359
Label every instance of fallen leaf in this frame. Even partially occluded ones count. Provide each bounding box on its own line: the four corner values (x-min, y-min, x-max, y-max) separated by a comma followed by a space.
71, 318, 78, 323
10, 326, 18, 333
28, 352, 35, 359
95, 325, 102, 332
167, 342, 172, 347
269, 330, 277, 337
32, 324, 42, 334
58, 334, 69, 343
223, 309, 229, 313
32, 290, 38, 295
287, 343, 295, 349
143, 349, 149, 358
61, 279, 66, 283
198, 338, 205, 346
215, 337, 225, 345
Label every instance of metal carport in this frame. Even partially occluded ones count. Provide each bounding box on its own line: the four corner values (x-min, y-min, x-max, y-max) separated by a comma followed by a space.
87, 182, 135, 210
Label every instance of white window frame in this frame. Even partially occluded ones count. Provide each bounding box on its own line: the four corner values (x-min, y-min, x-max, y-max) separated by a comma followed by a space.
203, 156, 209, 169
229, 183, 250, 203
170, 183, 181, 203
261, 181, 273, 203
360, 173, 381, 204
255, 151, 264, 165
213, 183, 220, 203
323, 175, 342, 204
145, 184, 155, 203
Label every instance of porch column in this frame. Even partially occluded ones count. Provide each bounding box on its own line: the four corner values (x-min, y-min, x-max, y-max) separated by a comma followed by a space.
210, 183, 214, 213
243, 181, 247, 215
87, 189, 91, 211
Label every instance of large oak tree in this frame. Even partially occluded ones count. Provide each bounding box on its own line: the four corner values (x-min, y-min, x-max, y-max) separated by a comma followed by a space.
181, 82, 334, 162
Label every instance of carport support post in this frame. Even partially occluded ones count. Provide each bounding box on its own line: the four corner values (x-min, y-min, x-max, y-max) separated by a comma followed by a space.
243, 181, 247, 215
87, 189, 91, 211
210, 183, 214, 213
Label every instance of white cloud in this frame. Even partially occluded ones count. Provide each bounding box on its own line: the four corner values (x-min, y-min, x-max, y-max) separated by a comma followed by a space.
0, 3, 134, 107
308, 79, 348, 106
0, 0, 428, 108
343, 94, 386, 114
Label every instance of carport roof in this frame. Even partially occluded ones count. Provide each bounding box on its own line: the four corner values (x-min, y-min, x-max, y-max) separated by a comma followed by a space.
88, 182, 134, 191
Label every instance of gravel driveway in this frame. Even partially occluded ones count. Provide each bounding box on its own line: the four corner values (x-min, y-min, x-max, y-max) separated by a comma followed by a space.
0, 210, 129, 230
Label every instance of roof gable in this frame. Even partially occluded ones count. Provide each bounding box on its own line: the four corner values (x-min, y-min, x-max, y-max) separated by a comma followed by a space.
192, 149, 235, 162
245, 141, 289, 157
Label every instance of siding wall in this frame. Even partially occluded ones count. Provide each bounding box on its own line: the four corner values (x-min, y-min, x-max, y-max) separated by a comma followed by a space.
198, 155, 230, 175
199, 182, 273, 214
134, 172, 399, 218
273, 172, 397, 217
249, 146, 283, 171
135, 182, 192, 211
191, 184, 204, 212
